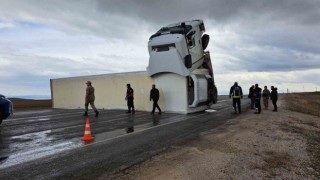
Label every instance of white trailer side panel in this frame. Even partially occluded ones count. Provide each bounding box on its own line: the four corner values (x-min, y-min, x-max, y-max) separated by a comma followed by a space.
51, 71, 155, 111
51, 71, 189, 113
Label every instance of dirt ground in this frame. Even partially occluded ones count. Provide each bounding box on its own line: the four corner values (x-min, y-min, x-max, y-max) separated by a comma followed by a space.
10, 99, 52, 110
109, 95, 320, 180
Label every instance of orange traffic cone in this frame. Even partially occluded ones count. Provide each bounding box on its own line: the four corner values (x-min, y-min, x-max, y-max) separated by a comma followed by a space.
81, 118, 94, 141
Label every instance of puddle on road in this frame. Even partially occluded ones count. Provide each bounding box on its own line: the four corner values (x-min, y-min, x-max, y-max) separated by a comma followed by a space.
94, 120, 161, 141
0, 131, 83, 169
0, 139, 83, 169
81, 114, 186, 143
205, 109, 217, 112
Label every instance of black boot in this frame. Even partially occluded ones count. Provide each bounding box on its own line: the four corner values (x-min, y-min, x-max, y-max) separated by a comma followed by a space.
83, 112, 88, 116
95, 111, 99, 117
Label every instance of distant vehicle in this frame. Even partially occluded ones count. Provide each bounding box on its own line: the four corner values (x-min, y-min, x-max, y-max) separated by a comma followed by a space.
0, 94, 13, 124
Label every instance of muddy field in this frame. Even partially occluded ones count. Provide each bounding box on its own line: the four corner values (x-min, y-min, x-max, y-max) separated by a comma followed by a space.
9, 99, 52, 110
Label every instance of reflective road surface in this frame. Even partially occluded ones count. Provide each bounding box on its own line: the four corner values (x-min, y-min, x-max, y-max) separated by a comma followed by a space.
0, 98, 249, 179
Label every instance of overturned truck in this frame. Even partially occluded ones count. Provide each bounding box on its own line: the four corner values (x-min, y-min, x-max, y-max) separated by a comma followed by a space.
147, 19, 218, 113
50, 20, 217, 114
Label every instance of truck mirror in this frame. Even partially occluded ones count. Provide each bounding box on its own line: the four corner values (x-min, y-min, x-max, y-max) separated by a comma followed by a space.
185, 55, 192, 68
201, 34, 210, 50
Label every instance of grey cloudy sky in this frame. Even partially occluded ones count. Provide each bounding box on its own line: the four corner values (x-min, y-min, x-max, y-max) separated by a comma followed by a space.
0, 0, 319, 97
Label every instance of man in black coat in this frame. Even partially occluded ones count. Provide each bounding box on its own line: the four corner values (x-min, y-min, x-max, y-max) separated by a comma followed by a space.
150, 84, 162, 114
125, 83, 135, 114
270, 86, 278, 112
248, 85, 255, 109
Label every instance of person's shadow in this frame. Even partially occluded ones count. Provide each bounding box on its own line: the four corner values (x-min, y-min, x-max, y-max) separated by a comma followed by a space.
126, 126, 134, 133
126, 113, 135, 133
152, 115, 160, 126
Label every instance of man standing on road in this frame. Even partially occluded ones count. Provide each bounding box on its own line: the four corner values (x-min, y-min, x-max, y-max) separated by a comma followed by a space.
83, 81, 99, 117
125, 83, 135, 114
150, 84, 162, 114
253, 84, 262, 114
248, 85, 255, 109
229, 82, 243, 113
262, 86, 271, 109
270, 86, 278, 112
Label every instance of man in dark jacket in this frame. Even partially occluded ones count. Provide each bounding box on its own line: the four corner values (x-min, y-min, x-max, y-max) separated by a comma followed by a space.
270, 86, 278, 112
253, 84, 262, 114
150, 84, 162, 114
248, 85, 255, 109
229, 82, 243, 113
125, 84, 135, 114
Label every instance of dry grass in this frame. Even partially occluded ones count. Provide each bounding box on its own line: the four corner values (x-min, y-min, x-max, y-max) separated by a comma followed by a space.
284, 92, 320, 117
9, 99, 52, 110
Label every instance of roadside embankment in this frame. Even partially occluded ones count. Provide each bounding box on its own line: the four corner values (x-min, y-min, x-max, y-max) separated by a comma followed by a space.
284, 92, 320, 117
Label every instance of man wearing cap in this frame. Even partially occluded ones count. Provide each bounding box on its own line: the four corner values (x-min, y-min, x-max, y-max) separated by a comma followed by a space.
83, 81, 99, 117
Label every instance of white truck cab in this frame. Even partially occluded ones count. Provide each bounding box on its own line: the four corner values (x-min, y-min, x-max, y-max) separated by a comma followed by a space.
147, 20, 217, 112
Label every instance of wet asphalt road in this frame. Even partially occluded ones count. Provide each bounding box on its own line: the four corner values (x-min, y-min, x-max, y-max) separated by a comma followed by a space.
0, 98, 249, 179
